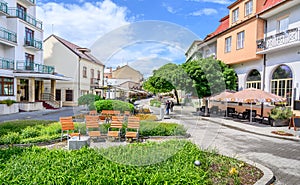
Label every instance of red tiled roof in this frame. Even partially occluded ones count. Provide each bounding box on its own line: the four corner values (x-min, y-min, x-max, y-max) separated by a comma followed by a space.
204, 15, 229, 41
258, 0, 285, 13
50, 35, 104, 66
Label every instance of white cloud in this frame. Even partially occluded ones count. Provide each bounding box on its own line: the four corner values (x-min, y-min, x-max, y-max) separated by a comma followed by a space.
189, 8, 218, 16
186, 0, 233, 5
37, 0, 131, 47
162, 3, 177, 14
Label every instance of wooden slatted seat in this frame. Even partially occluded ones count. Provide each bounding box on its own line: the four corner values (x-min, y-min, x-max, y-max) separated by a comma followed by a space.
107, 120, 123, 141
111, 116, 124, 122
125, 116, 140, 141
60, 116, 79, 141
89, 110, 98, 115
101, 110, 121, 123
85, 115, 101, 138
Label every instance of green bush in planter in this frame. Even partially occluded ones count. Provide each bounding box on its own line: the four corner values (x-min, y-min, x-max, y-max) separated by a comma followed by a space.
78, 94, 102, 110
94, 100, 134, 113
269, 106, 293, 120
0, 99, 16, 106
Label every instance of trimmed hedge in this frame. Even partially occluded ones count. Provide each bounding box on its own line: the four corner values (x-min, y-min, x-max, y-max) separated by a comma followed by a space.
94, 100, 134, 113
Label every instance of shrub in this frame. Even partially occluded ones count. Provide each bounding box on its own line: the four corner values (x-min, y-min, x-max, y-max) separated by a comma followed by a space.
139, 121, 187, 136
0, 120, 55, 135
1, 132, 21, 145
0, 99, 16, 106
21, 127, 40, 139
150, 99, 161, 107
94, 100, 134, 113
78, 94, 102, 110
269, 106, 293, 120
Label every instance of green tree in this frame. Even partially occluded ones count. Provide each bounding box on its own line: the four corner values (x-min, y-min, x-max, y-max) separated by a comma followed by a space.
152, 63, 194, 104
143, 76, 174, 95
182, 57, 237, 98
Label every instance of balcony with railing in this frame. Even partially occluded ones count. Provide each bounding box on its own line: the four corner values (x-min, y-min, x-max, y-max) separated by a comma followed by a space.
18, 0, 35, 6
7, 8, 42, 30
257, 27, 300, 54
16, 61, 54, 74
0, 27, 17, 45
24, 38, 42, 50
0, 57, 14, 70
0, 0, 8, 15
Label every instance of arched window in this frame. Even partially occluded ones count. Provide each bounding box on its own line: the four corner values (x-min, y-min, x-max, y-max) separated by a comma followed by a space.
271, 65, 293, 106
246, 69, 261, 89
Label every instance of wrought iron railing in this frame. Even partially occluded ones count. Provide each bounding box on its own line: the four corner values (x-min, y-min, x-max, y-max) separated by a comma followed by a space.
24, 38, 42, 50
16, 61, 54, 74
0, 1, 8, 14
257, 27, 300, 50
7, 8, 42, 29
0, 26, 17, 43
41, 93, 60, 108
0, 57, 14, 69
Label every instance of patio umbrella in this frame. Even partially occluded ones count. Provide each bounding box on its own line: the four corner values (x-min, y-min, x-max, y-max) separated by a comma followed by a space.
210, 90, 236, 101
210, 90, 236, 117
226, 88, 286, 122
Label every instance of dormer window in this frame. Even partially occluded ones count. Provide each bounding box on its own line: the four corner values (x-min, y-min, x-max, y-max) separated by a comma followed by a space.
245, 0, 253, 16
232, 8, 239, 23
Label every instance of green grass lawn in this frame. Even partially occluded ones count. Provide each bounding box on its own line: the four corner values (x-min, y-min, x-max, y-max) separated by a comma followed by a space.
0, 140, 262, 184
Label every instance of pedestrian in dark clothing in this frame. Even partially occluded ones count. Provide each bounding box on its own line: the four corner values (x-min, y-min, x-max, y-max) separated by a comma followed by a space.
170, 101, 174, 112
165, 100, 171, 115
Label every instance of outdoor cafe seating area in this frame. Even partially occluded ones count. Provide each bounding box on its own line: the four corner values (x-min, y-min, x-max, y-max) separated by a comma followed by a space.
199, 88, 287, 125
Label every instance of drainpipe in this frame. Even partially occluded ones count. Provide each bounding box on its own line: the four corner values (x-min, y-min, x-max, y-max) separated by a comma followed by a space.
78, 57, 81, 101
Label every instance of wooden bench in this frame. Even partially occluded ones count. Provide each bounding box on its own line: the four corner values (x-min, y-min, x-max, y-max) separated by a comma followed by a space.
85, 115, 101, 138
107, 120, 123, 141
60, 116, 79, 141
89, 110, 98, 115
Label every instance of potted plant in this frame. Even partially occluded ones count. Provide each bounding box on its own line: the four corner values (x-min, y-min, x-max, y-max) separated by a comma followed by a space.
269, 106, 293, 127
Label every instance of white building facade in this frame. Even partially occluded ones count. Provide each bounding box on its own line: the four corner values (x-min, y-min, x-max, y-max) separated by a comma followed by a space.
0, 0, 64, 110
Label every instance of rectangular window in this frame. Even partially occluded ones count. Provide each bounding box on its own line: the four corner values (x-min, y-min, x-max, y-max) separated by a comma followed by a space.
65, 90, 73, 101
278, 17, 289, 33
245, 0, 253, 16
0, 77, 14, 96
17, 4, 26, 20
225, 36, 232, 53
90, 69, 94, 79
25, 53, 34, 70
55, 89, 61, 101
232, 8, 239, 23
83, 66, 87, 78
97, 70, 101, 80
237, 31, 245, 49
25, 27, 34, 46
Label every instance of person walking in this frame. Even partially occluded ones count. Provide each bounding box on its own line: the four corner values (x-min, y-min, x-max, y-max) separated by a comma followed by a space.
170, 101, 174, 112
165, 100, 171, 115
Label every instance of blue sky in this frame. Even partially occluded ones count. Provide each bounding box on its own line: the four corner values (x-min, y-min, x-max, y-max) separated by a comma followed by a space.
37, 0, 233, 76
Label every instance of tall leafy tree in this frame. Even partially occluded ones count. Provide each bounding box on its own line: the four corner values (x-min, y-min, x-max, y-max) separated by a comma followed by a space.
182, 57, 237, 98
152, 63, 194, 104
143, 76, 174, 95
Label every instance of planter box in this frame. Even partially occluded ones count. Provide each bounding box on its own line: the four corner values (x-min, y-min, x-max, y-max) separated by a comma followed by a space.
0, 104, 19, 115
19, 102, 44, 112
269, 118, 290, 127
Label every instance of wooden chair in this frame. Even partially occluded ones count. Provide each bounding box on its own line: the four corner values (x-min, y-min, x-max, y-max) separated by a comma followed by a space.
60, 116, 79, 141
107, 120, 123, 141
89, 110, 98, 115
289, 115, 300, 131
85, 115, 101, 138
125, 117, 140, 141
101, 110, 121, 123
111, 116, 124, 122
